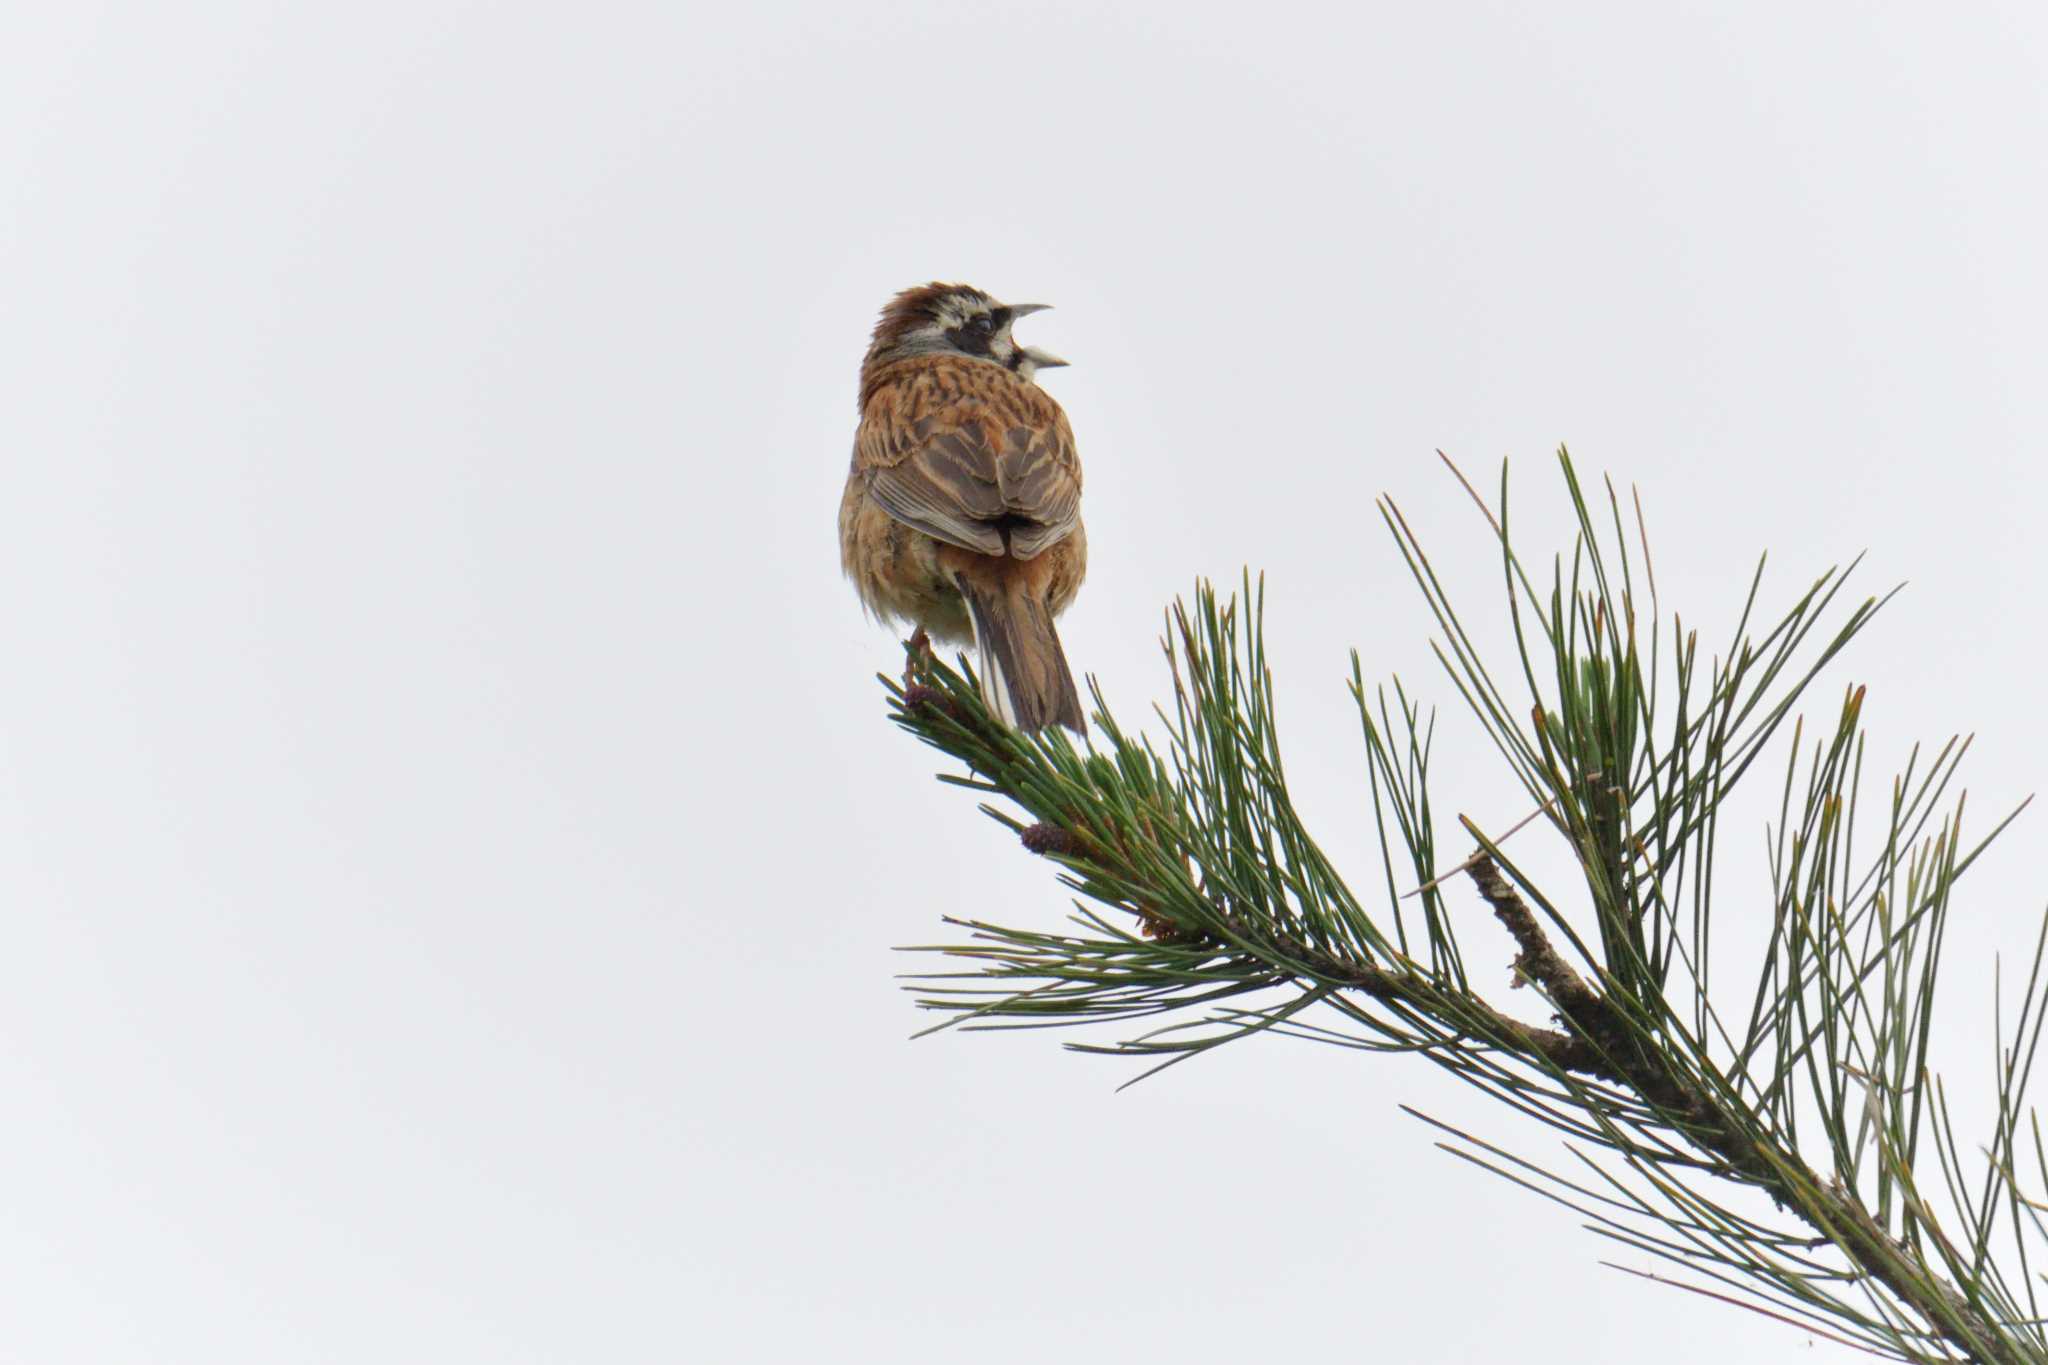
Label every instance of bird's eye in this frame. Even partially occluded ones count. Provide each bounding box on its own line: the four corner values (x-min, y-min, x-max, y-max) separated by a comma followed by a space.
966, 315, 993, 334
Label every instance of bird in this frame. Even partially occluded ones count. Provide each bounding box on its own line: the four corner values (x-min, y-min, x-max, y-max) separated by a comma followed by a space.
840, 282, 1087, 732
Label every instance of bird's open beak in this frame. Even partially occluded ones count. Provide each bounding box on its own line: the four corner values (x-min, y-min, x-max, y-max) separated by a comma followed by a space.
1003, 303, 1066, 368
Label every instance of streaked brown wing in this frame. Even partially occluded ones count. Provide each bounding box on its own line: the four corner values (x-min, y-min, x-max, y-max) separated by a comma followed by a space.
862, 413, 1080, 560
864, 423, 1008, 554
999, 418, 1081, 558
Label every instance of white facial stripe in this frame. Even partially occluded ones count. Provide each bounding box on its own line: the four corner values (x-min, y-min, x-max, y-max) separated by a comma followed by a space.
928, 291, 997, 329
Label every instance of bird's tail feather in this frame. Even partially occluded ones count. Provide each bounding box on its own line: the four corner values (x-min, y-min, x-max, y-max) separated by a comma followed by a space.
955, 576, 1084, 734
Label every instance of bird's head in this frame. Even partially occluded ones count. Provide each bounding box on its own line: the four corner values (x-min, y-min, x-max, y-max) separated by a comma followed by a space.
862, 282, 1069, 392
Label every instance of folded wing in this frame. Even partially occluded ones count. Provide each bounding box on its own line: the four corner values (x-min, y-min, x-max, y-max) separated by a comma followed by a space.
861, 414, 1080, 560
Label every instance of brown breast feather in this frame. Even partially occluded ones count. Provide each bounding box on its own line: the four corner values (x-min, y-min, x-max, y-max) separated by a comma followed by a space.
855, 356, 1081, 561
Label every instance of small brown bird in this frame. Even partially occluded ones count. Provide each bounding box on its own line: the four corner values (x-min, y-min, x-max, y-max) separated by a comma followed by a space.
840, 282, 1087, 732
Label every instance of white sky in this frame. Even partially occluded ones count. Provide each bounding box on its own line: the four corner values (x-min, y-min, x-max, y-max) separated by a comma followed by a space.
4, 2, 2046, 1361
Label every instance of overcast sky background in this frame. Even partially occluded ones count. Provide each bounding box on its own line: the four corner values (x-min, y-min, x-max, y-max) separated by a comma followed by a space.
4, 2, 2046, 1361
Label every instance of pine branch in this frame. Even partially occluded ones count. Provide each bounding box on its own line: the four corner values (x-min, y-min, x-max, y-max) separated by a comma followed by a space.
884, 450, 2045, 1363
1466, 854, 2027, 1363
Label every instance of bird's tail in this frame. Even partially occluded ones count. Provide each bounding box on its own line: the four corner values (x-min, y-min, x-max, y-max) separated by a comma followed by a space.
954, 575, 1084, 733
